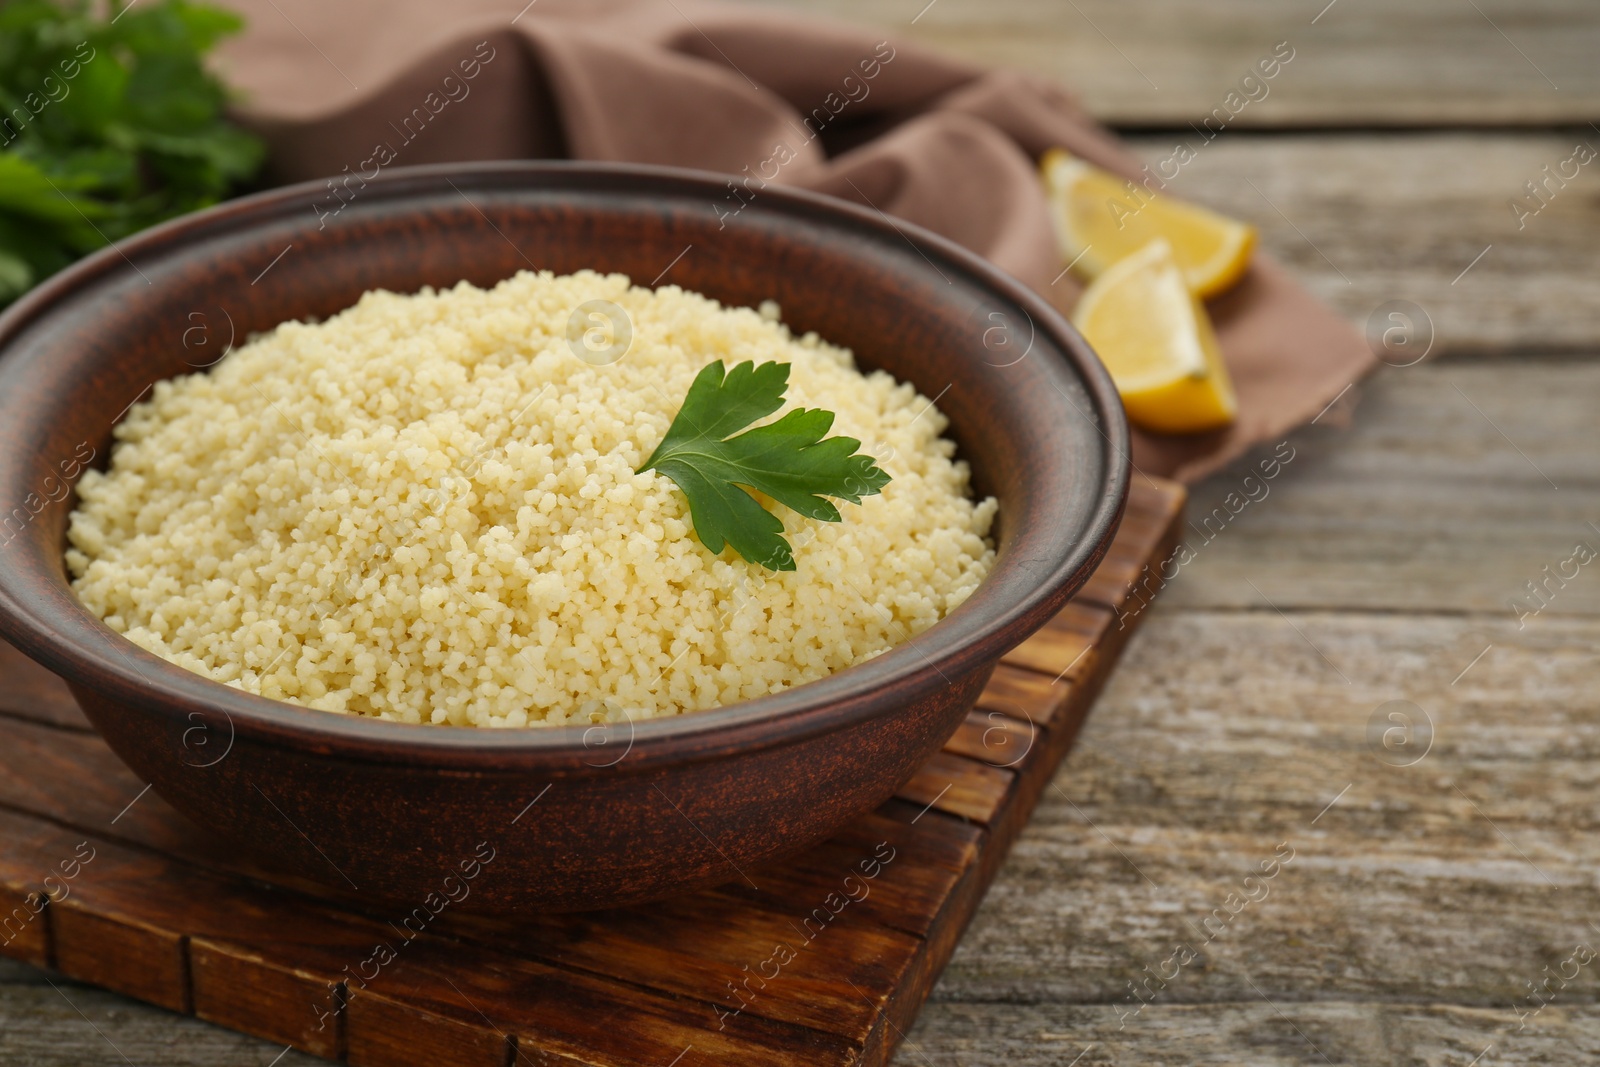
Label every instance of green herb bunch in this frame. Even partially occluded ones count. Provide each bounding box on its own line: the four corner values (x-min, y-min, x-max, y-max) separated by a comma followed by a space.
0, 0, 264, 307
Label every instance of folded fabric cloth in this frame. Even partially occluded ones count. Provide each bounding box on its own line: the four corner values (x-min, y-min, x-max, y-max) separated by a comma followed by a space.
214, 0, 1371, 482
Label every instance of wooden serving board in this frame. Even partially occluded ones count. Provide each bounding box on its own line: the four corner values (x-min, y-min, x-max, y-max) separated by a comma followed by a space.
0, 478, 1183, 1067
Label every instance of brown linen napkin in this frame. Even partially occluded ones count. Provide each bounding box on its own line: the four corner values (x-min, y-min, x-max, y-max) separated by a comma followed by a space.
214, 0, 1372, 483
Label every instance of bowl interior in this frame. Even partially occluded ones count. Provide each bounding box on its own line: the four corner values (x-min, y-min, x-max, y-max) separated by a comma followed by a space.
0, 162, 1126, 760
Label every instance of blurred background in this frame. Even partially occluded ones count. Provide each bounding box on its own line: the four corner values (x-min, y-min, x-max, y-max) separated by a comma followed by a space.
4, 1, 1600, 1064
758, 0, 1594, 350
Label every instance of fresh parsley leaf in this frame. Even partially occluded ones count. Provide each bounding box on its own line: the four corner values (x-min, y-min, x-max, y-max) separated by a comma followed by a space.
638, 360, 892, 571
0, 0, 264, 310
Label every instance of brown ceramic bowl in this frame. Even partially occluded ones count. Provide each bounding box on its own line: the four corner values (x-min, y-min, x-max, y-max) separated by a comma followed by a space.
0, 162, 1127, 913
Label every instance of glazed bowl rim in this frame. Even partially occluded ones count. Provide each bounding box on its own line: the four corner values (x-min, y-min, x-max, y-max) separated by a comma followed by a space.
0, 160, 1129, 771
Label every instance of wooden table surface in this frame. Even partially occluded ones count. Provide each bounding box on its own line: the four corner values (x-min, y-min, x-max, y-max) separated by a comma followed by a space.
6, 1, 1598, 1064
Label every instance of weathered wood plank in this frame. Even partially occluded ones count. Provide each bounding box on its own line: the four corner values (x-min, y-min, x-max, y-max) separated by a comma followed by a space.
1156, 359, 1600, 617
883, 608, 1600, 1063
927, 608, 1600, 1017
901, 1001, 1600, 1066
1005, 603, 1111, 680
1120, 132, 1600, 354
974, 663, 1074, 725
0, 804, 870, 1066
0, 977, 325, 1067
897, 751, 1015, 826
753, 0, 1599, 127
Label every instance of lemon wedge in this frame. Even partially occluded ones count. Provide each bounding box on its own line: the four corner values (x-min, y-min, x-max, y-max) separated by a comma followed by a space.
1072, 239, 1237, 434
1042, 148, 1257, 299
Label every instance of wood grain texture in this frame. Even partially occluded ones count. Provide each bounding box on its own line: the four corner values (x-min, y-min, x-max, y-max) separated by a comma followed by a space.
1153, 360, 1600, 618
1122, 132, 1600, 354
903, 1001, 1600, 1066
750, 0, 1597, 127
0, 482, 1185, 1066
902, 607, 1600, 1063
0, 967, 324, 1067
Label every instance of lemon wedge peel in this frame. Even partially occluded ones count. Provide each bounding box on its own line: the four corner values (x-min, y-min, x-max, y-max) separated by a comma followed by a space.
1041, 148, 1258, 299
1071, 239, 1238, 436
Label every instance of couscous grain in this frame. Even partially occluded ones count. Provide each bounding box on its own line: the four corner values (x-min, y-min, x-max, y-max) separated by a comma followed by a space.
66, 271, 996, 726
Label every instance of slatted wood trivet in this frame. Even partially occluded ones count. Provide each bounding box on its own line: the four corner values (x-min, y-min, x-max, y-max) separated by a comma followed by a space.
0, 477, 1183, 1066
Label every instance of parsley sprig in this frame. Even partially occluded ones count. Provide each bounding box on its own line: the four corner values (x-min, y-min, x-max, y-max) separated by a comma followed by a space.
638, 360, 891, 571
0, 0, 264, 308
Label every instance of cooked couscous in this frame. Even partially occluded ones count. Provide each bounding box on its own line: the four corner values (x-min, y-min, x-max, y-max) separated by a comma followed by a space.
66, 271, 996, 726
